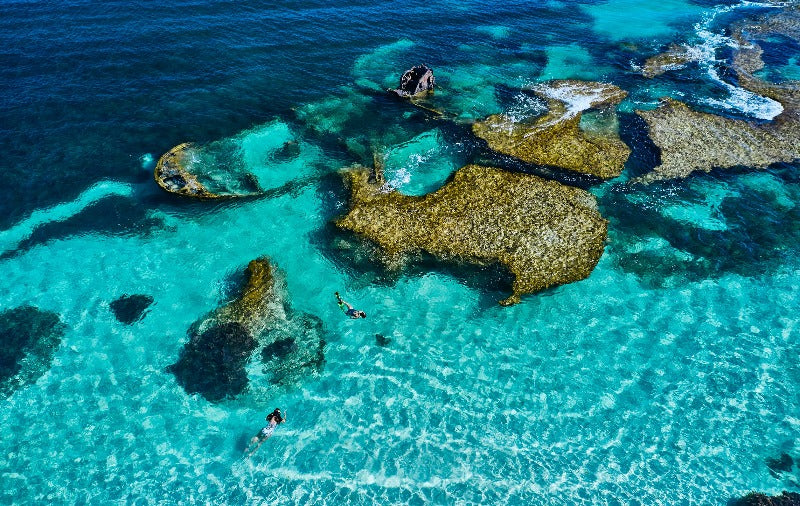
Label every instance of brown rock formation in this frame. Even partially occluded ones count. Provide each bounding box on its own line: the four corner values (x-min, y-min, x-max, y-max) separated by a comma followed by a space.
335, 164, 608, 305
634, 5, 800, 183
472, 80, 631, 179
642, 44, 696, 78
389, 65, 435, 98
154, 143, 222, 198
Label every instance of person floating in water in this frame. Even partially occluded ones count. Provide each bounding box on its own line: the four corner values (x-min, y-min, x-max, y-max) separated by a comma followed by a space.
245, 408, 285, 457
335, 292, 366, 319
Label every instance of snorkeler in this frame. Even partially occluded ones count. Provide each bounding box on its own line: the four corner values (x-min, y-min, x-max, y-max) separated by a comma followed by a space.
335, 292, 366, 319
245, 408, 285, 457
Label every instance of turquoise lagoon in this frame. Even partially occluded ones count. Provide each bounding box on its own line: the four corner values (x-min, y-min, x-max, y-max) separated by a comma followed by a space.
1, 0, 799, 504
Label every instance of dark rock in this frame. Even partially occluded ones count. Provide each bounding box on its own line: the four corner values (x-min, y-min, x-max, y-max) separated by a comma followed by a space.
389, 64, 435, 98
729, 491, 800, 506
269, 141, 301, 163
109, 294, 154, 325
766, 453, 795, 477
260, 312, 325, 388
261, 338, 298, 361
0, 305, 65, 398
168, 322, 256, 403
375, 333, 391, 347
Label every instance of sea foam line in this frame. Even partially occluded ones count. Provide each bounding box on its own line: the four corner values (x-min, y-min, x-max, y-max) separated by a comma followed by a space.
0, 180, 135, 253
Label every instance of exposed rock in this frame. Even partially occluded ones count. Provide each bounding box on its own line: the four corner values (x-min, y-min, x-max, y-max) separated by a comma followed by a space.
335, 164, 608, 306
634, 98, 800, 183
389, 64, 435, 98
634, 6, 800, 184
0, 305, 66, 398
472, 80, 631, 178
729, 491, 800, 506
109, 294, 153, 325
642, 44, 696, 78
168, 258, 325, 402
155, 143, 221, 198
154, 143, 262, 199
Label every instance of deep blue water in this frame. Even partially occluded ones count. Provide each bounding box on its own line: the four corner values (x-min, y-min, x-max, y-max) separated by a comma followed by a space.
1, 0, 800, 504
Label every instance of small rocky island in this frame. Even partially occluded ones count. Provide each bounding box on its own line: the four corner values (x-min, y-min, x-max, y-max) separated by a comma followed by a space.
389, 64, 435, 98
168, 257, 325, 402
472, 80, 631, 178
335, 163, 608, 305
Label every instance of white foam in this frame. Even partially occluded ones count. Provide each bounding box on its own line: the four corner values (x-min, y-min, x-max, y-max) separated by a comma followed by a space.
690, 2, 785, 119
0, 180, 135, 253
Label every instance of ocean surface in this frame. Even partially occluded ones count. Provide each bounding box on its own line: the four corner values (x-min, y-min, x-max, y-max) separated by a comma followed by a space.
1, 0, 799, 504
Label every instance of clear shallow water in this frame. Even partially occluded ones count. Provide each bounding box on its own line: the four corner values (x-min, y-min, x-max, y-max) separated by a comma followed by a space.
1, 0, 800, 504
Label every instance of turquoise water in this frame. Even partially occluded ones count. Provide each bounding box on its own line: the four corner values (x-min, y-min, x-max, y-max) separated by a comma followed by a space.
2, 0, 800, 504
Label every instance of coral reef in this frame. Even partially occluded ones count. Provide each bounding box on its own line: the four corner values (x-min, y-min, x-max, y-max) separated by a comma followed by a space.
729, 491, 800, 506
0, 305, 65, 398
335, 164, 608, 305
634, 6, 800, 183
472, 80, 630, 178
109, 294, 153, 325
168, 258, 325, 402
634, 98, 800, 183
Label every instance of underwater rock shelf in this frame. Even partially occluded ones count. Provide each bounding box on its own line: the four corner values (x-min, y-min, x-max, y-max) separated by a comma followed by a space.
168, 257, 325, 402
472, 80, 630, 179
336, 164, 608, 306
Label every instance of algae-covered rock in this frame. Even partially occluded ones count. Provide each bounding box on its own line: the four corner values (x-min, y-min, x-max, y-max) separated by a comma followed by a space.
335, 164, 608, 305
634, 6, 800, 183
472, 80, 630, 178
634, 98, 800, 183
0, 305, 66, 398
155, 143, 222, 198
168, 258, 325, 402
642, 44, 696, 78
154, 143, 263, 199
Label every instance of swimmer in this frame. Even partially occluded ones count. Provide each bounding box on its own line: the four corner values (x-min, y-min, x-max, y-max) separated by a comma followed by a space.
245, 408, 285, 457
335, 292, 366, 319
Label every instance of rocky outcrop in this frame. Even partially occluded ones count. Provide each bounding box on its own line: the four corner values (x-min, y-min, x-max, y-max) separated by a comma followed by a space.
335, 164, 608, 305
155, 143, 221, 198
0, 305, 65, 398
389, 65, 435, 98
109, 294, 153, 325
634, 6, 800, 183
472, 80, 630, 178
154, 143, 262, 199
642, 44, 696, 78
168, 258, 325, 402
634, 98, 800, 183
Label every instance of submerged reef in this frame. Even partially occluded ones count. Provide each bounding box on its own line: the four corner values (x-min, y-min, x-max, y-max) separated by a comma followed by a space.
168, 258, 324, 402
635, 6, 800, 183
155, 143, 262, 199
729, 491, 800, 506
109, 294, 153, 325
0, 305, 66, 398
472, 80, 630, 178
335, 163, 608, 305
